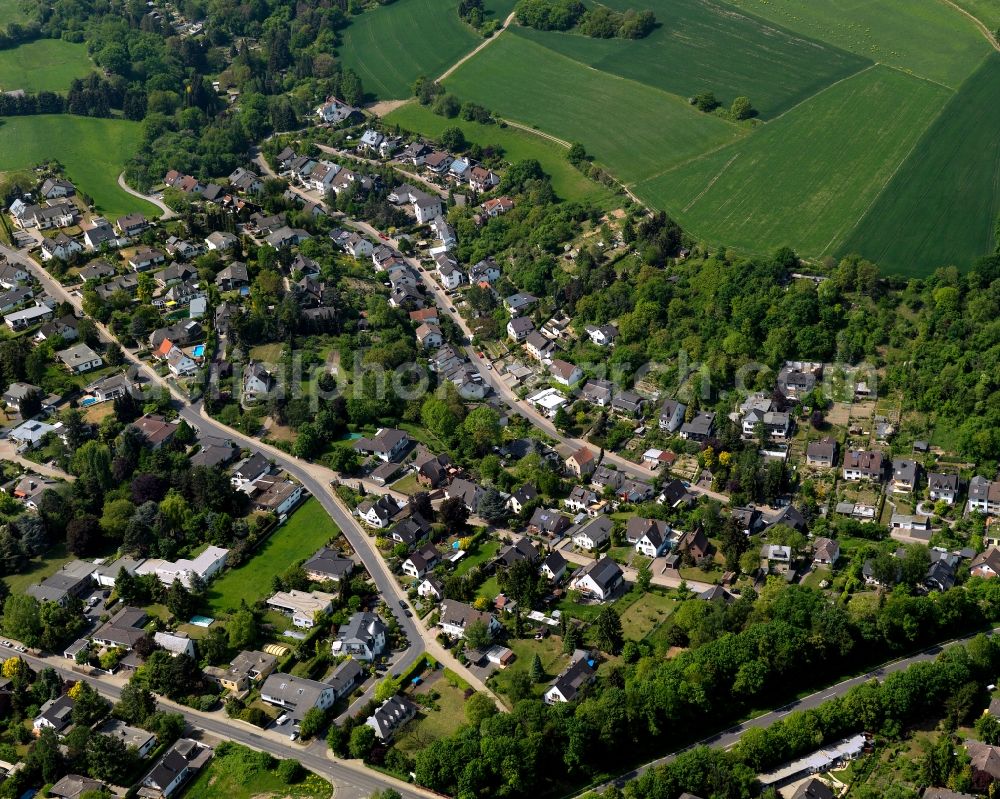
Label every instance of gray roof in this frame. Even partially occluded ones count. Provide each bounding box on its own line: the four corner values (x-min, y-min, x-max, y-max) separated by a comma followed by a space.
570, 515, 613, 546
326, 658, 362, 695
303, 547, 354, 580
574, 556, 623, 591
550, 656, 595, 702
261, 672, 330, 709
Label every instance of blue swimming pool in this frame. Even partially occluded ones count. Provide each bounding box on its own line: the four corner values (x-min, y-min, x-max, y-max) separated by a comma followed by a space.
189, 615, 214, 627
192, 344, 206, 358
80, 397, 97, 407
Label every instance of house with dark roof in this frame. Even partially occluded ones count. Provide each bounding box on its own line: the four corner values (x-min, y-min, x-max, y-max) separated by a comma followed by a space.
972, 547, 1000, 579
806, 437, 838, 468
332, 612, 387, 661
401, 544, 440, 579
544, 655, 595, 703
928, 472, 960, 505
303, 547, 354, 583
843, 450, 885, 481
354, 428, 410, 462
540, 550, 567, 582
680, 411, 716, 442
366, 696, 418, 740
139, 738, 211, 799
569, 556, 624, 601
528, 508, 570, 538
33, 694, 75, 735
437, 600, 500, 639
445, 477, 483, 512
91, 606, 149, 650
357, 494, 402, 528
497, 538, 540, 568
571, 515, 612, 551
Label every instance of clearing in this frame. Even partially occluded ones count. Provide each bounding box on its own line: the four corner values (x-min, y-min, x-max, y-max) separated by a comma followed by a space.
444, 30, 743, 185
514, 0, 870, 118
205, 498, 340, 614
395, 672, 470, 753
385, 101, 618, 205
0, 115, 159, 219
619, 590, 677, 641
0, 39, 93, 93
635, 66, 950, 258
840, 52, 1000, 275
338, 0, 480, 100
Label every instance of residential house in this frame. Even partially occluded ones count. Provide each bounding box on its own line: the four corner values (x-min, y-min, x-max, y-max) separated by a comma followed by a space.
585, 324, 618, 347
266, 590, 336, 628
528, 507, 571, 538
416, 323, 443, 349
423, 151, 454, 174
566, 446, 597, 478
215, 262, 249, 291
302, 548, 354, 583
354, 428, 410, 462
4, 304, 53, 330
777, 362, 821, 397
316, 97, 356, 124
149, 320, 202, 349
82, 218, 119, 250
564, 485, 600, 515
55, 343, 102, 374
40, 233, 82, 262
680, 411, 716, 442
35, 314, 79, 343
131, 414, 178, 450
437, 600, 501, 639
675, 528, 711, 561
231, 452, 271, 488
482, 196, 514, 217
251, 478, 303, 516
94, 274, 139, 302
569, 556, 624, 601
843, 450, 885, 481
153, 631, 196, 658
128, 247, 166, 271
331, 611, 387, 660
541, 550, 568, 582
135, 546, 228, 588
627, 517, 671, 552
366, 696, 418, 740
549, 359, 583, 387
508, 483, 538, 514
968, 476, 1000, 515
504, 292, 538, 316
40, 178, 75, 199
327, 659, 364, 701
611, 390, 645, 418
189, 436, 239, 468
138, 738, 211, 799
27, 559, 95, 605
357, 494, 402, 528
402, 544, 440, 579
445, 477, 484, 512
591, 466, 623, 492
497, 538, 540, 568
813, 537, 841, 565
525, 331, 555, 362
243, 361, 276, 400
228, 167, 262, 194
209, 650, 277, 693
891, 458, 920, 493
8, 418, 59, 449
3, 380, 42, 409
507, 316, 535, 342
91, 606, 149, 650
12, 474, 57, 511
417, 577, 444, 602
50, 776, 104, 799
34, 695, 76, 736
260, 674, 335, 719
806, 437, 838, 468
971, 547, 1000, 579
544, 655, 595, 704
927, 472, 960, 505
571, 515, 613, 551
468, 166, 500, 192
469, 257, 501, 285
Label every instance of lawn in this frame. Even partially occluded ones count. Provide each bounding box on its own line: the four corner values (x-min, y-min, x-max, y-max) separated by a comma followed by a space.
452, 539, 499, 578
389, 471, 422, 495
489, 634, 568, 699
514, 0, 870, 119
184, 743, 331, 799
385, 101, 619, 205
444, 30, 743, 185
249, 343, 284, 363
635, 66, 950, 260
3, 543, 76, 597
840, 53, 1000, 275
395, 674, 470, 754
722, 0, 990, 89
338, 0, 481, 100
0, 115, 159, 219
0, 39, 94, 93
204, 498, 340, 614
618, 590, 676, 642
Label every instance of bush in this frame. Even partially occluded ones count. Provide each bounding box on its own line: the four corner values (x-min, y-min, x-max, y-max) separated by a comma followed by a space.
277, 759, 305, 784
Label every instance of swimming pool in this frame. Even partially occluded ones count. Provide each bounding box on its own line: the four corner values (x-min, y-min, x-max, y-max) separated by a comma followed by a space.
80, 397, 97, 407
192, 344, 205, 358
189, 615, 214, 627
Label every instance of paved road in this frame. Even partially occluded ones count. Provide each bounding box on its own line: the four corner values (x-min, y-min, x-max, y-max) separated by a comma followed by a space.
2, 644, 433, 799
578, 632, 990, 796
117, 172, 178, 220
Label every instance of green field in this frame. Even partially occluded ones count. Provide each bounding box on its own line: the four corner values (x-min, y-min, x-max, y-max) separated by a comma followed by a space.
385, 101, 618, 204
0, 39, 94, 93
722, 0, 990, 89
841, 53, 1000, 275
515, 0, 870, 118
634, 66, 951, 257
339, 0, 481, 100
0, 115, 159, 219
445, 31, 743, 184
953, 0, 1000, 29
205, 498, 340, 614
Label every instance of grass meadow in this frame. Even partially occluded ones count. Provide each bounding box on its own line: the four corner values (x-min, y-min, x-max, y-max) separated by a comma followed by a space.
0, 115, 159, 219
444, 31, 743, 185
205, 498, 340, 614
634, 66, 951, 258
515, 0, 870, 119
0, 39, 94, 93
952, 0, 1000, 30
338, 0, 480, 99
841, 53, 1000, 275
385, 101, 618, 205
721, 0, 989, 89
0, 0, 30, 23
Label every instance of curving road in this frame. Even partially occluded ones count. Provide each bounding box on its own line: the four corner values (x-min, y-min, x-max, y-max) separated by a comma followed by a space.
117, 172, 178, 220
